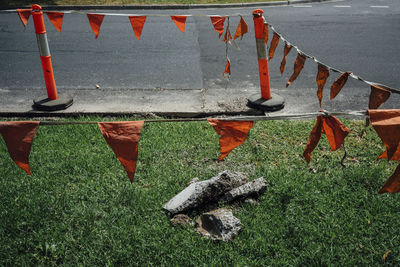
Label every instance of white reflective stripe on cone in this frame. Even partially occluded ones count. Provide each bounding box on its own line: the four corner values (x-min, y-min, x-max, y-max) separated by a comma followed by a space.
256, 39, 267, 60
36, 34, 50, 57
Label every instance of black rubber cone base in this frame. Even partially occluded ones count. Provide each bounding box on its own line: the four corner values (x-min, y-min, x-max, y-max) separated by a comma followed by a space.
33, 95, 73, 111
247, 93, 285, 112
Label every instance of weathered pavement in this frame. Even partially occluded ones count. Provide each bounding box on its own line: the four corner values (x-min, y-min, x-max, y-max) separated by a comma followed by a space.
0, 0, 399, 117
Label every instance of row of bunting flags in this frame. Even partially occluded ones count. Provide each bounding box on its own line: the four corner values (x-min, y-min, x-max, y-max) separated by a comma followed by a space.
16, 9, 248, 40
1, 109, 400, 194
15, 8, 398, 106
263, 24, 397, 109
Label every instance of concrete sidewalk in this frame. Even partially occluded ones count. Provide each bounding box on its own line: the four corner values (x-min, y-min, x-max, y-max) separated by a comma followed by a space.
0, 86, 265, 117
1, 80, 386, 118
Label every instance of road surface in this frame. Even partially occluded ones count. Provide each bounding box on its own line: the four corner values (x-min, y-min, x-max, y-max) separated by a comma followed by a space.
0, 0, 399, 115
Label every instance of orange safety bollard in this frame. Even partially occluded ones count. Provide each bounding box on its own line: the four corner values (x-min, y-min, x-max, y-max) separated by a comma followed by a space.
253, 9, 271, 100
32, 4, 57, 100
31, 4, 73, 111
247, 9, 284, 112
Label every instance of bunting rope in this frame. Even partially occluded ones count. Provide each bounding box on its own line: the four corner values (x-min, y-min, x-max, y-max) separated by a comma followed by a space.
34, 110, 367, 126
2, 111, 400, 193
1, 109, 394, 190
2, 9, 243, 17
268, 24, 400, 95
223, 16, 231, 82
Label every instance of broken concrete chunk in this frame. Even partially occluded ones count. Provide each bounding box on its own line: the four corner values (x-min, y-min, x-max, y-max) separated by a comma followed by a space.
162, 180, 209, 215
170, 214, 193, 227
163, 171, 249, 215
221, 177, 266, 203
196, 208, 241, 241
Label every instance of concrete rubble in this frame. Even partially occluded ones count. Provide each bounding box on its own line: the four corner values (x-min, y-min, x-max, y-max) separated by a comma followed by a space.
162, 171, 249, 215
220, 177, 267, 203
196, 208, 241, 241
163, 170, 267, 241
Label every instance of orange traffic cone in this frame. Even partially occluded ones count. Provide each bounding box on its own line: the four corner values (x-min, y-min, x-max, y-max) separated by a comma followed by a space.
247, 9, 284, 112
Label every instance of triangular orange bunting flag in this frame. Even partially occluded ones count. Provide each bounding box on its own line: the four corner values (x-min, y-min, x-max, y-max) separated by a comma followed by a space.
87, 13, 105, 39
128, 16, 147, 40
280, 43, 292, 75
365, 84, 390, 128
17, 9, 31, 27
268, 32, 280, 60
171, 15, 187, 33
379, 164, 400, 194
316, 64, 330, 107
303, 116, 323, 164
369, 84, 391, 109
208, 119, 254, 161
330, 71, 351, 100
233, 16, 248, 40
369, 109, 400, 161
303, 115, 350, 163
46, 12, 64, 32
0, 121, 39, 175
286, 53, 306, 87
210, 16, 226, 38
322, 116, 350, 151
222, 58, 231, 78
98, 121, 144, 182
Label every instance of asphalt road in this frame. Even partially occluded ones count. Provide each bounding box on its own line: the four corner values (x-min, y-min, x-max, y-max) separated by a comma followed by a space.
0, 0, 399, 114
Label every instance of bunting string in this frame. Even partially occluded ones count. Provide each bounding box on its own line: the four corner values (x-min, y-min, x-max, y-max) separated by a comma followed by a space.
2, 9, 245, 17
268, 24, 400, 95
34, 110, 367, 126
1, 112, 399, 193
223, 16, 231, 80
0, 109, 389, 189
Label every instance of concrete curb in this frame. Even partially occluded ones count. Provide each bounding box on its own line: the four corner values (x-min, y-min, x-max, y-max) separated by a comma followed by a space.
0, 111, 264, 118
0, 0, 336, 11
0, 87, 267, 118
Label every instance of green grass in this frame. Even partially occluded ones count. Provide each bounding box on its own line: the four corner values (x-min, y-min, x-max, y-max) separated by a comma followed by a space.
2, 0, 278, 8
0, 117, 399, 265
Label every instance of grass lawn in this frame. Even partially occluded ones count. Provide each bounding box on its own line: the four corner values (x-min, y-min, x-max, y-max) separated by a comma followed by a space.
2, 0, 278, 8
0, 117, 399, 265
